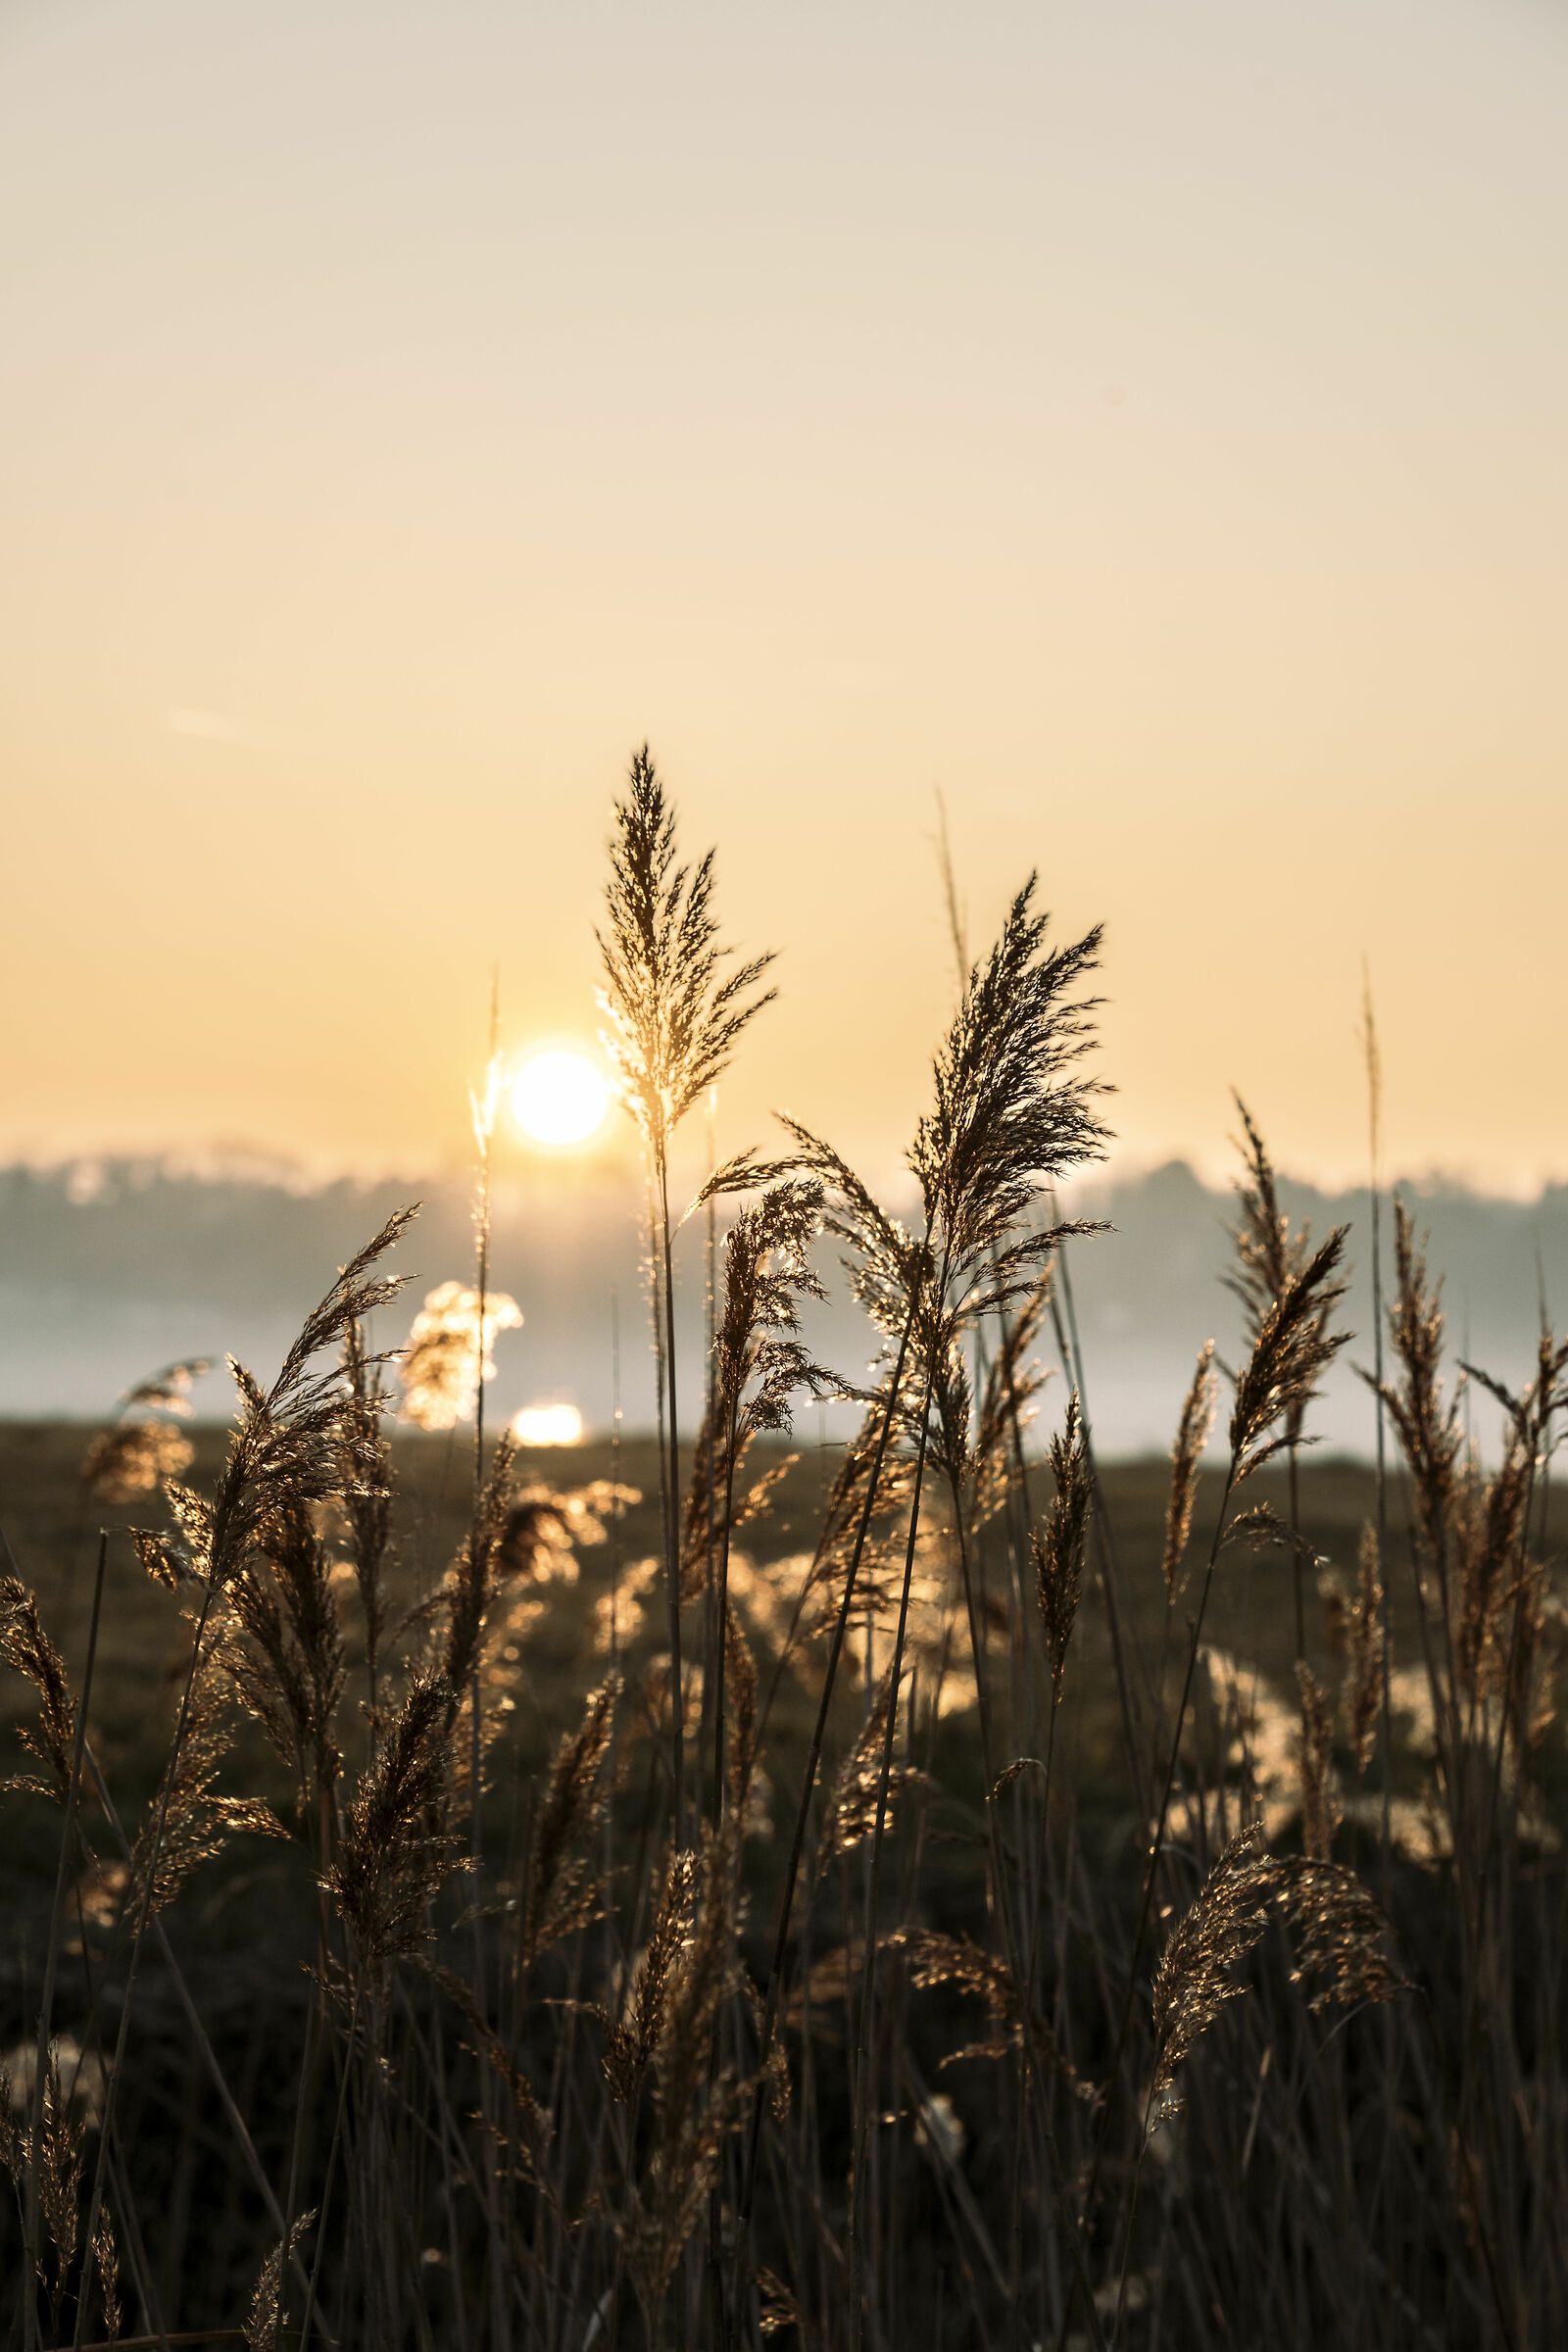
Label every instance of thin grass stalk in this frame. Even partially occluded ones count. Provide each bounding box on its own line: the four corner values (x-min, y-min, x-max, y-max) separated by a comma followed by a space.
949, 1483, 1109, 2352
658, 1145, 687, 1848
846, 1315, 941, 2349
73, 1578, 226, 2352
1362, 974, 1393, 1863
296, 1985, 365, 2352
729, 1276, 925, 2333
23, 1528, 107, 2352
1056, 1458, 1240, 2352
698, 1093, 719, 1837
76, 1742, 319, 2324
1044, 1232, 1155, 1825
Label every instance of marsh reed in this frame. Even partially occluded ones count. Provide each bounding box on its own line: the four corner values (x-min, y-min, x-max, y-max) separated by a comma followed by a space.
2, 753, 1566, 2350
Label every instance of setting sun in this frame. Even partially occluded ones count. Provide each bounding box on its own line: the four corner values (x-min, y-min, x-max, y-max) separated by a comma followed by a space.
510, 1048, 610, 1147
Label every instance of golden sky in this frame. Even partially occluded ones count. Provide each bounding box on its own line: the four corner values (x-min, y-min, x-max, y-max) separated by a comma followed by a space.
3, 0, 1566, 1195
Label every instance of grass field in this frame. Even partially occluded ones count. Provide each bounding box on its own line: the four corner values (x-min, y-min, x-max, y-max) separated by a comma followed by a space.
2, 758, 1564, 2350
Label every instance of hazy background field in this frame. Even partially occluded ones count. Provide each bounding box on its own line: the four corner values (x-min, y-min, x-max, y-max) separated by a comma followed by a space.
5, 1152, 1565, 1455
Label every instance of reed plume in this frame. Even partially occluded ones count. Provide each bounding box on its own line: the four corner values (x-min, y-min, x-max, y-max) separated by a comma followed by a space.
1034, 1395, 1092, 1704
601, 1846, 700, 2104
400, 1279, 522, 1432
1377, 1200, 1461, 1570
521, 1675, 618, 1969
128, 1638, 285, 1917
624, 1821, 744, 2323
80, 1357, 209, 1504
1276, 1858, 1404, 2013
0, 1579, 74, 1799
1150, 1824, 1278, 2118
244, 2210, 314, 2352
1294, 1660, 1341, 1862
1161, 1342, 1215, 1597
599, 746, 778, 1844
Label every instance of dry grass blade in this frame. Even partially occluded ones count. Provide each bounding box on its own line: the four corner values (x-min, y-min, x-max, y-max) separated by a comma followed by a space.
1161, 1342, 1216, 1596
414, 1958, 549, 2148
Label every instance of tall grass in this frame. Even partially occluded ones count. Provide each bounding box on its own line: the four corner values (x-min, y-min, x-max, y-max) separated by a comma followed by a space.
1, 753, 1566, 2350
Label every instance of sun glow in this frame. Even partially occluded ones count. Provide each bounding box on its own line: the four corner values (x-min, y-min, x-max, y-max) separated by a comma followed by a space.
511, 1401, 585, 1446
511, 1049, 609, 1147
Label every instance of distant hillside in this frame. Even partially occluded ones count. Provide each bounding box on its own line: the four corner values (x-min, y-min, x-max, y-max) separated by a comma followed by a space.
2, 1156, 1564, 1457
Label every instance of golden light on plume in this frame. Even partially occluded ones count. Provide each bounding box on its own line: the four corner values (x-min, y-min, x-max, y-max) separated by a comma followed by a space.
511, 1049, 610, 1147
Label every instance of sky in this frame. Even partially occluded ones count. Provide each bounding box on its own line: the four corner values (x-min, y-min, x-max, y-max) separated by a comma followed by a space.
3, 0, 1566, 1199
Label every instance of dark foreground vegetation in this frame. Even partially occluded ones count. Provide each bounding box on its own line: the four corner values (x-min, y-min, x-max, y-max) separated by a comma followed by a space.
3, 755, 1565, 2351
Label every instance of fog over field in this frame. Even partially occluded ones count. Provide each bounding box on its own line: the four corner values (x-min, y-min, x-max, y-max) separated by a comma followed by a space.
5, 1152, 1563, 1455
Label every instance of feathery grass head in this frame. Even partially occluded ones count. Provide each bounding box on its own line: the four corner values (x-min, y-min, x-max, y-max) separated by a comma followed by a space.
1277, 1857, 1405, 2013
326, 1671, 463, 1968
597, 746, 776, 1162
134, 1210, 416, 1597
624, 1819, 744, 2318
1456, 1428, 1532, 1705
81, 1357, 209, 1502
971, 1277, 1053, 1519
711, 1175, 831, 1442
1150, 1822, 1279, 2118
907, 877, 1109, 1292
1228, 1229, 1349, 1484
1378, 1199, 1461, 1564
0, 1577, 74, 1800
826, 1662, 914, 1856
781, 878, 1108, 1480
601, 1844, 700, 2104
401, 1280, 522, 1432
1162, 1342, 1216, 1596
1294, 1661, 1342, 1862
244, 2209, 314, 2352
1034, 1396, 1092, 1703
1227, 1100, 1340, 1452
522, 1675, 618, 1969
129, 1637, 284, 1915
225, 1487, 347, 1818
